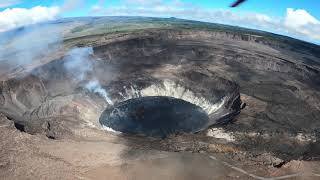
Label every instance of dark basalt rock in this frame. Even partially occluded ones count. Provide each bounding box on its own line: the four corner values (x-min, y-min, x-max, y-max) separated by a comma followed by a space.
1, 17, 319, 160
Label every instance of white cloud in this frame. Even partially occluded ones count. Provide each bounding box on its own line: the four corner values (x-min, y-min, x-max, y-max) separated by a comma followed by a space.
91, 0, 320, 43
0, 0, 21, 8
285, 8, 319, 28
0, 0, 89, 32
0, 6, 60, 32
283, 8, 320, 40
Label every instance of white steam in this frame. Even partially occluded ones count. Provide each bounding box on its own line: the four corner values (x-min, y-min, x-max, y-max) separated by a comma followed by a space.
63, 47, 113, 105
0, 24, 62, 67
0, 23, 113, 105
85, 80, 113, 105
63, 47, 93, 81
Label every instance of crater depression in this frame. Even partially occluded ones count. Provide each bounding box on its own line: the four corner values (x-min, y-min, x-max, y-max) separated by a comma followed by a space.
100, 96, 210, 137
0, 17, 319, 175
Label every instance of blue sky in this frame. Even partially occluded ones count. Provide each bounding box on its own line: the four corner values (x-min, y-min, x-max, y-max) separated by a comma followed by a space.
2, 0, 319, 19
1, 0, 320, 44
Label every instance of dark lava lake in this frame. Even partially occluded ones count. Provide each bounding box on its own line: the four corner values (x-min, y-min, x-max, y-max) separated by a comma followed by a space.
99, 96, 209, 137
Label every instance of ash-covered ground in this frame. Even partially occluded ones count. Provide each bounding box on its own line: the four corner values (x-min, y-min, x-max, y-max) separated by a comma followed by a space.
0, 17, 320, 180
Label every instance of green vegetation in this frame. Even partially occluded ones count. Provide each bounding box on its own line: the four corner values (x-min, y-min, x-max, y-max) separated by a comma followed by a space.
63, 16, 319, 57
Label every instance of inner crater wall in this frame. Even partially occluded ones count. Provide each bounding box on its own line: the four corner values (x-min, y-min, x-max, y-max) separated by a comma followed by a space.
1, 29, 319, 140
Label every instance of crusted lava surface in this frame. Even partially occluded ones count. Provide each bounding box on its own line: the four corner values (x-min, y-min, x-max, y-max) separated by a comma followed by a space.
100, 96, 211, 137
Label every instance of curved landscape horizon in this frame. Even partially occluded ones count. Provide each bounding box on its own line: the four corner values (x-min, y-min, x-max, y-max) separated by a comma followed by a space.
2, 15, 320, 46
0, 5, 320, 180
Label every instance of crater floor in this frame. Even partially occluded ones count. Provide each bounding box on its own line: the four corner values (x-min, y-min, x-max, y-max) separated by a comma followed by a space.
100, 96, 211, 137
0, 17, 320, 179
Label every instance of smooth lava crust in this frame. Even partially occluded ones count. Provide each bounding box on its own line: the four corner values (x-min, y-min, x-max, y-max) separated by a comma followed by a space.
99, 96, 209, 137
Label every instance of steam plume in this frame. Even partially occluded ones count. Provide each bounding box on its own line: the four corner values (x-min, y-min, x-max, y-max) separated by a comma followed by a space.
0, 21, 113, 105
85, 80, 113, 105
63, 47, 113, 105
0, 23, 62, 67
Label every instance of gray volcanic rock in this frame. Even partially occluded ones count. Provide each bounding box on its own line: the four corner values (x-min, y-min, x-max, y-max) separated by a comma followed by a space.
0, 17, 320, 179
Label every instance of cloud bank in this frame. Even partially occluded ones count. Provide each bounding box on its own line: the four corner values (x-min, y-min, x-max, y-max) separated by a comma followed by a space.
0, 0, 85, 32
284, 8, 320, 40
0, 6, 60, 32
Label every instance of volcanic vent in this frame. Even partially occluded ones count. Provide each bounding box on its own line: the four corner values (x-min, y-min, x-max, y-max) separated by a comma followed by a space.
0, 33, 242, 138
99, 78, 241, 137
100, 96, 210, 137
93, 36, 242, 137
1, 17, 320, 179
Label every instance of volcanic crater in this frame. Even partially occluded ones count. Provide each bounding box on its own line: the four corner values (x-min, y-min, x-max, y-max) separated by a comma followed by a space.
0, 17, 320, 179
0, 35, 242, 138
